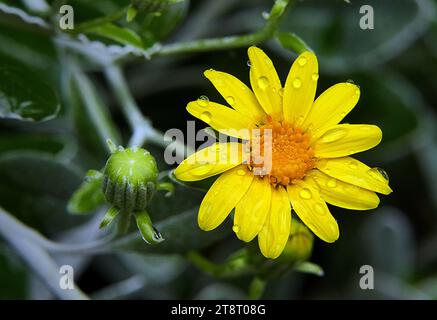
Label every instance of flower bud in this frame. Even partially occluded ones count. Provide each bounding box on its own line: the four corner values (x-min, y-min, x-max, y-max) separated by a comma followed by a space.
102, 146, 158, 212
280, 219, 314, 262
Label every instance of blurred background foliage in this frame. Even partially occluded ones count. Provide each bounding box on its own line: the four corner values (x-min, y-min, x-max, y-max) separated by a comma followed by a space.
0, 0, 436, 299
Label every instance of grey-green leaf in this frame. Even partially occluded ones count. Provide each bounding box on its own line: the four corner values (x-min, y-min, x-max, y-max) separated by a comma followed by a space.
87, 23, 144, 48
0, 64, 60, 121
276, 32, 313, 54
67, 173, 105, 215
294, 261, 324, 276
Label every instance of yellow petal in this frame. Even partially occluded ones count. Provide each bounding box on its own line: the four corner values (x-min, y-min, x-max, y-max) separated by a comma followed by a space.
283, 51, 318, 127
258, 186, 291, 259
187, 100, 255, 139
316, 157, 392, 195
247, 46, 282, 119
234, 177, 271, 242
204, 69, 266, 124
308, 170, 380, 210
287, 181, 339, 243
198, 166, 253, 231
174, 142, 244, 181
313, 124, 382, 158
302, 82, 360, 142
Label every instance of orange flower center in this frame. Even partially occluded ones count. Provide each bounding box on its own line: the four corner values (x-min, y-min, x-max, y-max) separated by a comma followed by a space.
247, 117, 315, 186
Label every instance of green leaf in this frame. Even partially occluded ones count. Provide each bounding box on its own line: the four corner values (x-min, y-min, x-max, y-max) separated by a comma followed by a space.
99, 206, 119, 229
0, 133, 66, 155
0, 244, 28, 299
0, 152, 86, 233
67, 171, 105, 215
126, 4, 138, 22
0, 62, 60, 122
276, 32, 313, 54
87, 23, 144, 48
294, 261, 324, 276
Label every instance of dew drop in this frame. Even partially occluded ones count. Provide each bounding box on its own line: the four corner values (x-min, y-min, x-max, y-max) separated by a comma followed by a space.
311, 73, 319, 81
298, 56, 307, 66
192, 166, 211, 176
262, 11, 270, 20
226, 96, 235, 106
321, 127, 347, 143
349, 160, 358, 169
292, 77, 302, 89
346, 79, 355, 86
368, 167, 389, 182
278, 88, 284, 97
326, 178, 337, 188
232, 225, 240, 233
247, 60, 252, 67
299, 188, 312, 199
197, 95, 209, 107
258, 76, 269, 90
200, 111, 212, 122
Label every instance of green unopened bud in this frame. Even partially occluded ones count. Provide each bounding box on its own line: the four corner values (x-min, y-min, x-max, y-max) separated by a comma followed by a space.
102, 145, 158, 212
98, 140, 173, 245
280, 219, 314, 262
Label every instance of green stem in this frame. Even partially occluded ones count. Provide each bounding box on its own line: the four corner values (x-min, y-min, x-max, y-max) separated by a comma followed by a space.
0, 207, 89, 299
104, 64, 191, 155
248, 277, 267, 300
69, 6, 129, 34
148, 0, 292, 58
70, 61, 121, 147
186, 251, 222, 277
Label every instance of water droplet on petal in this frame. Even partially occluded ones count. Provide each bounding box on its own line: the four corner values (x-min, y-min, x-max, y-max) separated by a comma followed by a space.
258, 76, 269, 90
278, 88, 284, 97
292, 77, 302, 89
349, 160, 358, 169
192, 165, 211, 176
226, 96, 235, 106
299, 188, 312, 199
368, 167, 389, 182
346, 79, 355, 86
321, 127, 347, 143
311, 73, 319, 81
232, 225, 240, 233
247, 60, 252, 67
197, 95, 209, 107
326, 178, 337, 188
298, 56, 307, 66
200, 111, 212, 122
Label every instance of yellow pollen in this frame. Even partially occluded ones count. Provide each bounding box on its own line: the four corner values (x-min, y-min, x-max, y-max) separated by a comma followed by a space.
247, 117, 315, 186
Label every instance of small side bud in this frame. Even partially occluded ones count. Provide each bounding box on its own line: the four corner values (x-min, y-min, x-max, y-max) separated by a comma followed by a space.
279, 219, 314, 263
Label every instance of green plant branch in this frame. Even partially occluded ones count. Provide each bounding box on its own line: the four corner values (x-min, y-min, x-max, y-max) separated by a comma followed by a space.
115, 0, 294, 62
104, 64, 191, 156
0, 207, 89, 300
151, 0, 292, 56
69, 60, 121, 148
68, 6, 129, 34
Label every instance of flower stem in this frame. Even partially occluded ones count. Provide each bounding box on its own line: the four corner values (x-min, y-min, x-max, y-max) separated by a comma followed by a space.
104, 64, 190, 156
154, 0, 292, 57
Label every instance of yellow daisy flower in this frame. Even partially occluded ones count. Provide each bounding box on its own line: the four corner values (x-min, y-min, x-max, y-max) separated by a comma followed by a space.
174, 47, 392, 259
